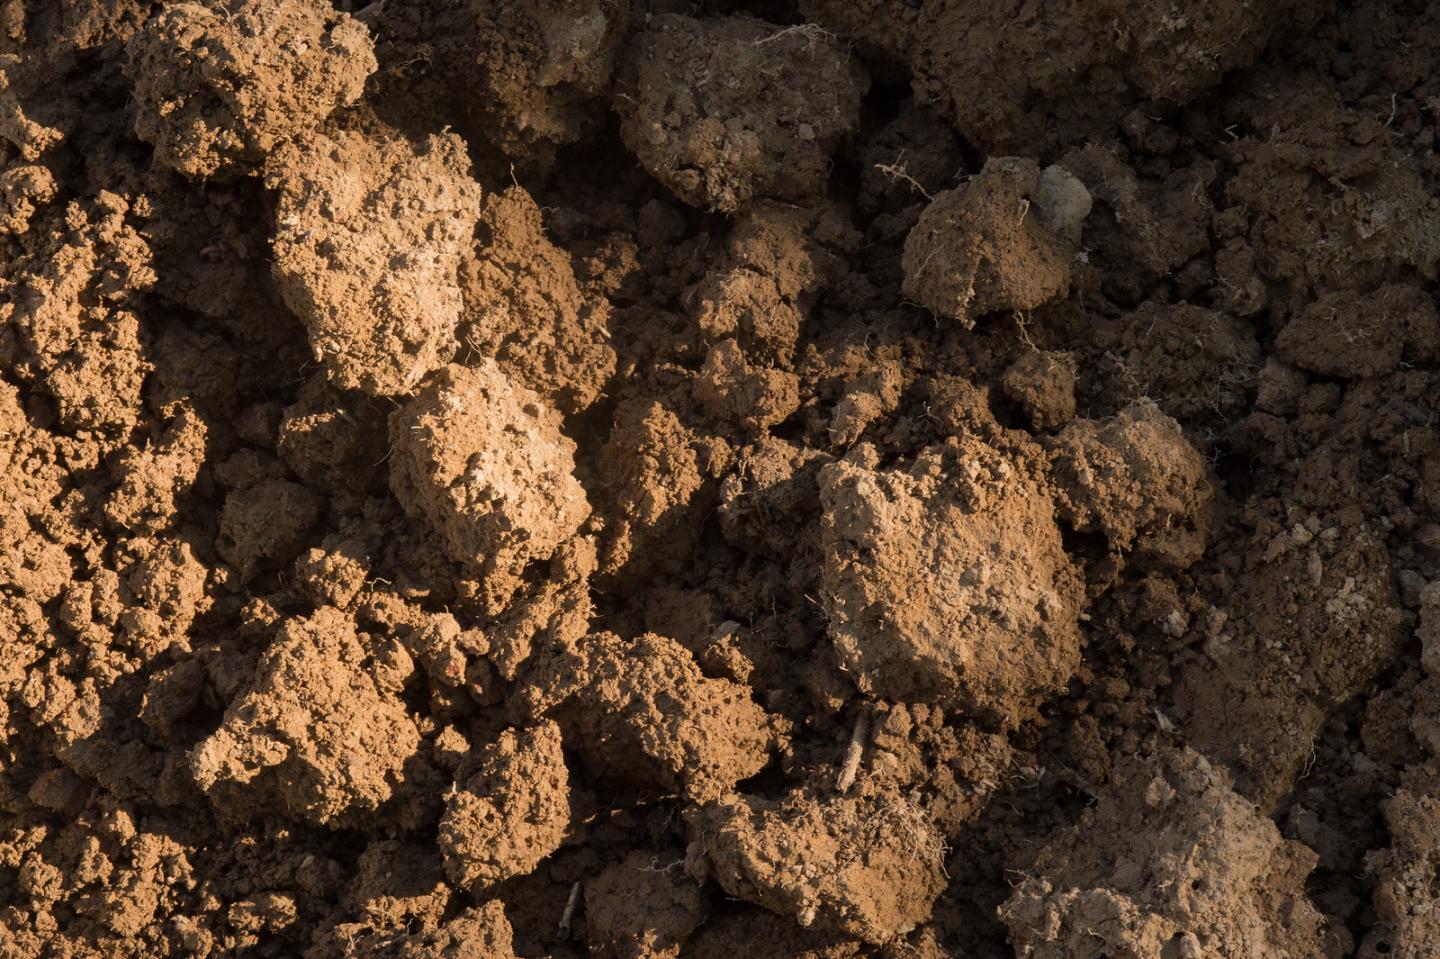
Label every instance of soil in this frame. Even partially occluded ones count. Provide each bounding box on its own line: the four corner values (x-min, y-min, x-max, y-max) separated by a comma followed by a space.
5, 1, 1440, 957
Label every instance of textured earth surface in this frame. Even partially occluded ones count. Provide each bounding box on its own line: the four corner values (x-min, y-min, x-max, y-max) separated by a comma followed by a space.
4, 1, 1440, 957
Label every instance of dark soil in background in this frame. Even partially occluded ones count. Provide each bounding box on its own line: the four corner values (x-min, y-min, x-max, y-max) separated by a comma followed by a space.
4, 0, 1440, 956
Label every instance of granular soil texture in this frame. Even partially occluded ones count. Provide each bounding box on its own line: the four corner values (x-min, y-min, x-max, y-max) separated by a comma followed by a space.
6, 1, 1440, 957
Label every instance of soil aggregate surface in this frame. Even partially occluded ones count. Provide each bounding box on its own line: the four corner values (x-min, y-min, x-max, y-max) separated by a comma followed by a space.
5, 1, 1440, 956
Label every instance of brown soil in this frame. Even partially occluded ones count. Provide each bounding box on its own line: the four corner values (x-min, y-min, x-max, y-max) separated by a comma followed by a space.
4, 1, 1440, 957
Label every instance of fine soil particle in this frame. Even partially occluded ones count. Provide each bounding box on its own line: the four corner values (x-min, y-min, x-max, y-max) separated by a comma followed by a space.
5, 1, 1440, 957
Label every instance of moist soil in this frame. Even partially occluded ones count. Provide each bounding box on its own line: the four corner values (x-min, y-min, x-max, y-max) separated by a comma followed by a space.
4, 1, 1440, 957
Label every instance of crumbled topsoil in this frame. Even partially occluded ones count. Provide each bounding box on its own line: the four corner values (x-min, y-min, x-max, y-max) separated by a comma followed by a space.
4, 1, 1440, 957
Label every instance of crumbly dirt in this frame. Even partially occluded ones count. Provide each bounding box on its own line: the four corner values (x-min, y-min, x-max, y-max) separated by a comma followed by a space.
5, 1, 1440, 957
127, 0, 376, 179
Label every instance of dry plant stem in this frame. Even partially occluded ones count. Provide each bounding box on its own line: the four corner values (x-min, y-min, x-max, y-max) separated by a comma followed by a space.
558, 880, 583, 939
837, 708, 870, 793
874, 158, 934, 201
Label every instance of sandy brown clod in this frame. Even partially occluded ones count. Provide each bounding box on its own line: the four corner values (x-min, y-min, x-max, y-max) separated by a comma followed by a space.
690, 786, 947, 945
267, 129, 481, 396
190, 606, 421, 827
819, 438, 1085, 727
585, 849, 708, 959
388, 362, 590, 614
1048, 400, 1213, 566
531, 632, 777, 803
1002, 746, 1333, 958
460, 186, 617, 415
438, 722, 570, 893
126, 0, 375, 179
616, 15, 868, 212
901, 158, 1089, 327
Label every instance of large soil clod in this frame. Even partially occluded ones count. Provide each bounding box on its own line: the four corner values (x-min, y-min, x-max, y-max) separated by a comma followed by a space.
388, 361, 590, 614
584, 849, 708, 959
616, 15, 868, 212
529, 632, 777, 803
268, 128, 482, 396
1001, 746, 1336, 957
461, 186, 617, 415
902, 158, 1090, 328
371, 0, 631, 161
800, 0, 1322, 153
818, 437, 1085, 727
190, 606, 421, 827
126, 0, 375, 179
1048, 400, 1213, 567
438, 721, 570, 893
690, 786, 946, 945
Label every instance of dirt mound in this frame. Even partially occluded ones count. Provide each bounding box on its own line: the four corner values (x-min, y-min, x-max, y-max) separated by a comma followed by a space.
4, 0, 1440, 957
